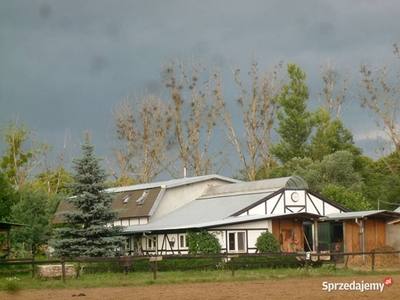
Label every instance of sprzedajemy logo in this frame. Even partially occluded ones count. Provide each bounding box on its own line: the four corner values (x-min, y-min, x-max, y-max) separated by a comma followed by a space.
322, 277, 393, 293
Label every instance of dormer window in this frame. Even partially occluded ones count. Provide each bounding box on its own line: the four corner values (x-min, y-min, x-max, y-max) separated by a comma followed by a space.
136, 190, 149, 205
122, 194, 131, 204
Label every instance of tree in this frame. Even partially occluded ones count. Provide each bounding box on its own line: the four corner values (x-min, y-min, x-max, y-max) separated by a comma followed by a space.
215, 58, 284, 180
161, 58, 225, 177
272, 151, 362, 193
321, 184, 373, 211
270, 63, 313, 164
0, 171, 17, 221
358, 43, 400, 174
316, 59, 351, 119
255, 231, 279, 253
109, 94, 172, 184
308, 108, 362, 161
0, 119, 49, 190
51, 132, 125, 258
10, 188, 59, 254
33, 128, 74, 195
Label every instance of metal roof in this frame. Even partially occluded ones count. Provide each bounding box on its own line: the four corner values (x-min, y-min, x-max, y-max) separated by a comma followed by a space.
123, 191, 273, 233
322, 210, 400, 221
200, 176, 308, 198
106, 174, 241, 193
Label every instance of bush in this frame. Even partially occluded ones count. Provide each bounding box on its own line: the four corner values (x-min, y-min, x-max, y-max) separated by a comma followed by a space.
255, 231, 279, 253
186, 231, 221, 254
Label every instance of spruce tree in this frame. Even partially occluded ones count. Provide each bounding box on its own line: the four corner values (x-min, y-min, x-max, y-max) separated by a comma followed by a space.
51, 132, 125, 258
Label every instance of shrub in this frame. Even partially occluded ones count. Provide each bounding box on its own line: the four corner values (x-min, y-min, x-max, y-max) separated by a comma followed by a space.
255, 231, 280, 253
186, 231, 221, 254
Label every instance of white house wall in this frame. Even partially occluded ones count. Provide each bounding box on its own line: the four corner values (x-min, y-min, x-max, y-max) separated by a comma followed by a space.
150, 179, 232, 221
235, 190, 344, 218
306, 194, 342, 215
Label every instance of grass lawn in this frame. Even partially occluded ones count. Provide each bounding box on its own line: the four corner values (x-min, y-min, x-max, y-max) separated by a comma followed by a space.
1, 264, 400, 292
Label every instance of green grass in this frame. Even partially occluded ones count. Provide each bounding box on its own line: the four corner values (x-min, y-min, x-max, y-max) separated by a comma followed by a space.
0, 264, 399, 291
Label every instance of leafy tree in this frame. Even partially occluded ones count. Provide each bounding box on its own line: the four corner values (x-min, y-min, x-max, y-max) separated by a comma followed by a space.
0, 120, 49, 190
255, 231, 279, 253
270, 63, 313, 164
308, 108, 362, 161
10, 188, 59, 254
321, 184, 373, 211
51, 132, 125, 258
0, 171, 17, 221
186, 231, 221, 254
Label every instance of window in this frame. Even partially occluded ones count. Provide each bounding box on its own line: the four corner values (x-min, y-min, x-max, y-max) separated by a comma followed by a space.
228, 232, 246, 252
122, 194, 131, 204
179, 234, 188, 248
136, 190, 150, 205
147, 236, 157, 250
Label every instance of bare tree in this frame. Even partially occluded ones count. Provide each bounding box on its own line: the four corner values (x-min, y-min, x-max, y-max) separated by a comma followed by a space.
161, 58, 225, 178
215, 58, 285, 180
358, 44, 400, 173
316, 59, 352, 119
109, 94, 172, 184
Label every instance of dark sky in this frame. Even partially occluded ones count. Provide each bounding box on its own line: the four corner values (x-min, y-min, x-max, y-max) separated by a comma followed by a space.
0, 0, 399, 178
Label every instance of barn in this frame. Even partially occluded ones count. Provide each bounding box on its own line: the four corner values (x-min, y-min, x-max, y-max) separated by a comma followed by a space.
53, 174, 400, 258
122, 176, 355, 255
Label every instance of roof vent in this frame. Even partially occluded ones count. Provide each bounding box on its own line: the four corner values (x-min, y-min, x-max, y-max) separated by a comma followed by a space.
136, 190, 150, 205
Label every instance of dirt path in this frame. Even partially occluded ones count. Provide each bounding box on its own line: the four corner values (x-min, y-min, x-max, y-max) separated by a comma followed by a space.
1, 275, 398, 300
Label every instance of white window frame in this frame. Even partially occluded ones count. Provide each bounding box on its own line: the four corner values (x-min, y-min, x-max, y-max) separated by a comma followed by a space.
228, 231, 246, 253
146, 236, 157, 250
179, 234, 188, 248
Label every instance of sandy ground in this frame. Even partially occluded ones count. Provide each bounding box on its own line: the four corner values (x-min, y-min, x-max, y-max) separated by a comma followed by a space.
1, 275, 398, 300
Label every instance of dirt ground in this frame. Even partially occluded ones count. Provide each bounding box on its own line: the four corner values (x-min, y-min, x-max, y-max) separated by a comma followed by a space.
1, 275, 398, 300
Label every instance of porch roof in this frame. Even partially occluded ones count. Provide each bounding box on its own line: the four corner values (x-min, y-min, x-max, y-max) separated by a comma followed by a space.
0, 222, 26, 230
123, 212, 321, 234
322, 210, 400, 222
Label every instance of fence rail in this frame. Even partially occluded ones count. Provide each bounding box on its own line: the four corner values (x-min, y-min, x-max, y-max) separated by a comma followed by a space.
1, 249, 399, 283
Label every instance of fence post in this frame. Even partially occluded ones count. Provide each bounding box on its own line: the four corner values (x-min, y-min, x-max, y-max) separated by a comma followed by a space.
31, 255, 35, 278
231, 257, 235, 277
153, 260, 157, 280
371, 250, 375, 271
77, 261, 81, 278
344, 254, 349, 269
61, 258, 66, 284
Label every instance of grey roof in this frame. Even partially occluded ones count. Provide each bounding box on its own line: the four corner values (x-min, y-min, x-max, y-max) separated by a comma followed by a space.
395, 206, 400, 212
323, 210, 400, 221
123, 212, 321, 234
201, 176, 307, 198
124, 191, 274, 233
106, 174, 241, 193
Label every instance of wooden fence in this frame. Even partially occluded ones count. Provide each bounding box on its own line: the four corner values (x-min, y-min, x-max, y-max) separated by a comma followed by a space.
1, 250, 399, 283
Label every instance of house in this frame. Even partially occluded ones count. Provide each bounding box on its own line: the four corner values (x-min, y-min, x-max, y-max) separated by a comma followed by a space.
122, 176, 353, 255
54, 174, 400, 258
53, 174, 241, 227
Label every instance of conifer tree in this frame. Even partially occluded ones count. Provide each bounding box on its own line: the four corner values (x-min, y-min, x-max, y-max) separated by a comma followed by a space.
51, 132, 125, 258
270, 63, 313, 164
